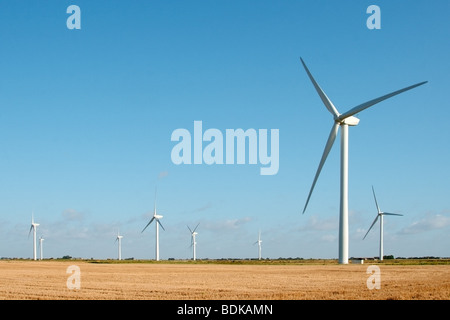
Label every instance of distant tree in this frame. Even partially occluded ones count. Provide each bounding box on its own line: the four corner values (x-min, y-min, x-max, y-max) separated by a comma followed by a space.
383, 255, 394, 260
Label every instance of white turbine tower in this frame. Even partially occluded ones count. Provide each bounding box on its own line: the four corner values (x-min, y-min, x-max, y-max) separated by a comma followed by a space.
187, 223, 199, 261
141, 188, 165, 261
39, 235, 44, 260
28, 213, 40, 261
363, 186, 403, 261
253, 230, 262, 260
115, 229, 123, 260
300, 57, 427, 264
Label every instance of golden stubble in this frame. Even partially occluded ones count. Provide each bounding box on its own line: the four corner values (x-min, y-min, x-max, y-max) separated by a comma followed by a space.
0, 261, 448, 300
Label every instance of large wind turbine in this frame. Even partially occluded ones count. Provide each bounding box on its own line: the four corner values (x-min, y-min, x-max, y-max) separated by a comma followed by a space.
300, 57, 426, 264
187, 223, 199, 261
115, 229, 123, 260
253, 230, 262, 260
141, 188, 165, 261
28, 213, 40, 261
39, 235, 44, 260
363, 186, 403, 261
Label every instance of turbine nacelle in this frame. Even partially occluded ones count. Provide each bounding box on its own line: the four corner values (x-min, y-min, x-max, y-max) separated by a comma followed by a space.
338, 115, 360, 126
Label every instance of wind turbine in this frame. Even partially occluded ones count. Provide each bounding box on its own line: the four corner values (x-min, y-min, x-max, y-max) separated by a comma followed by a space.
28, 212, 40, 261
187, 223, 199, 261
363, 186, 403, 261
300, 57, 426, 264
39, 235, 44, 260
115, 229, 123, 260
141, 188, 165, 261
253, 230, 262, 260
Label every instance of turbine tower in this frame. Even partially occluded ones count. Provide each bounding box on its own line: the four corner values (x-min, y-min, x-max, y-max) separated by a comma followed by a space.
187, 223, 199, 261
253, 230, 262, 260
28, 213, 40, 261
115, 229, 123, 260
363, 186, 403, 261
141, 188, 165, 261
39, 236, 44, 260
300, 57, 426, 264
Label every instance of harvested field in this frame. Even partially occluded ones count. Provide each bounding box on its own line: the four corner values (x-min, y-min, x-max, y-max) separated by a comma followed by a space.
0, 260, 449, 300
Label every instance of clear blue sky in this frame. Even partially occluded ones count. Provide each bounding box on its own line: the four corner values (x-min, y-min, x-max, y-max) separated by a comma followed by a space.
0, 1, 448, 260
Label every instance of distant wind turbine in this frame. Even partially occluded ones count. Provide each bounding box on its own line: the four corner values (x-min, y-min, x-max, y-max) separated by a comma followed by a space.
187, 223, 199, 261
363, 186, 403, 261
300, 57, 427, 264
39, 235, 44, 260
115, 229, 123, 260
141, 188, 165, 261
253, 230, 262, 260
28, 212, 40, 261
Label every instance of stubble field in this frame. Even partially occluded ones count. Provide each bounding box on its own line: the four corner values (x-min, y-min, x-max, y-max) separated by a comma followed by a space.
0, 260, 449, 300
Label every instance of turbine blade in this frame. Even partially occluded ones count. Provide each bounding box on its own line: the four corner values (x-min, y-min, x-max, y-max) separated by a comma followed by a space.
363, 215, 379, 240
187, 225, 193, 233
300, 58, 340, 118
157, 219, 165, 231
372, 186, 381, 214
337, 81, 428, 121
303, 122, 340, 214
154, 187, 157, 214
382, 212, 403, 216
28, 225, 33, 238
141, 217, 155, 233
193, 223, 200, 233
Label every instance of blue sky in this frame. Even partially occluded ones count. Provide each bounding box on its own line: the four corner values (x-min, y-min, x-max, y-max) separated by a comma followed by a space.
0, 1, 448, 260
